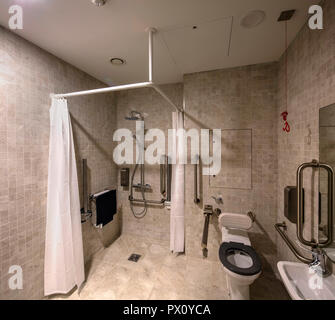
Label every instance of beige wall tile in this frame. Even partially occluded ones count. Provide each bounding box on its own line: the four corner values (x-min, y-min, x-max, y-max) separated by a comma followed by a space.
0, 26, 119, 299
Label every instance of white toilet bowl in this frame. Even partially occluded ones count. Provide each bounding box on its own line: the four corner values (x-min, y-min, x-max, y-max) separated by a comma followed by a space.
218, 213, 262, 300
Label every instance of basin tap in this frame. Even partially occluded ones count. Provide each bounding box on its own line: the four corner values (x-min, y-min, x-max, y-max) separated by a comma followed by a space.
309, 248, 330, 276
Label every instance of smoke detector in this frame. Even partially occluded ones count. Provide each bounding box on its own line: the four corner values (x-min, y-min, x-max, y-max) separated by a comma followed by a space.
241, 10, 266, 28
91, 0, 106, 6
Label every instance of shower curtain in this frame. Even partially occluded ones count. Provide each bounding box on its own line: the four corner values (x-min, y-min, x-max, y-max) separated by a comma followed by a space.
170, 111, 185, 253
44, 98, 85, 296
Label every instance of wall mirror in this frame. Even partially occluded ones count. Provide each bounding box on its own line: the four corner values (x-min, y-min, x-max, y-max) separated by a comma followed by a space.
319, 104, 335, 262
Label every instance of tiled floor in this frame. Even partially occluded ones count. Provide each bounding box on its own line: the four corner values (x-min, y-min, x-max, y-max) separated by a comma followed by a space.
50, 235, 289, 300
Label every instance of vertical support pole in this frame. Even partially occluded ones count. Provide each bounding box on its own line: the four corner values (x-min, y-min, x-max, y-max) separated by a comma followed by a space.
147, 27, 157, 83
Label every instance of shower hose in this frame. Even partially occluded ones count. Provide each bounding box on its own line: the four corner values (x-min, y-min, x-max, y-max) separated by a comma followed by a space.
129, 163, 147, 219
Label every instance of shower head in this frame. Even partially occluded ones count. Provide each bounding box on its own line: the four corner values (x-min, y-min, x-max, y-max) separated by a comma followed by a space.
125, 111, 145, 121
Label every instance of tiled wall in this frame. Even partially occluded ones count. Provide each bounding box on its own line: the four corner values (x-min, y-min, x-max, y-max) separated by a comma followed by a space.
276, 0, 335, 271
319, 105, 335, 242
183, 63, 279, 276
116, 84, 183, 244
117, 64, 279, 280
2, 0, 335, 300
0, 26, 119, 299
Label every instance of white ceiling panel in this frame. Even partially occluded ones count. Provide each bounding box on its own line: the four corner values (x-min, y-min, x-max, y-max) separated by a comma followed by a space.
161, 17, 232, 74
0, 0, 317, 85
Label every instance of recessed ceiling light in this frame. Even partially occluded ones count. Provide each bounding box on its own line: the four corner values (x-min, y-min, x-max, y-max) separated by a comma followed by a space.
110, 58, 126, 66
241, 10, 266, 28
91, 0, 106, 7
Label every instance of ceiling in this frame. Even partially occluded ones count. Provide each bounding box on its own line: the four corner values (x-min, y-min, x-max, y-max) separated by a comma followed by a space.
0, 0, 316, 86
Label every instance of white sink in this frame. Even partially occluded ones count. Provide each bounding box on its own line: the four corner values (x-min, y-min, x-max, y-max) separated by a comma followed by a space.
278, 261, 335, 300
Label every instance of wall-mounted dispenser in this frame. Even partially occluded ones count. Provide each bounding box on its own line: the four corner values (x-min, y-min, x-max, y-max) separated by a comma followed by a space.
284, 186, 304, 224
120, 168, 130, 187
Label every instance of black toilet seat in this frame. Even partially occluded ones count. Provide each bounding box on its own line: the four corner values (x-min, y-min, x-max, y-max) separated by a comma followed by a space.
219, 242, 262, 276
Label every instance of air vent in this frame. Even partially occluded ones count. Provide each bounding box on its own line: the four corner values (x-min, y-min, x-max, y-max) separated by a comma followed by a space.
278, 10, 296, 22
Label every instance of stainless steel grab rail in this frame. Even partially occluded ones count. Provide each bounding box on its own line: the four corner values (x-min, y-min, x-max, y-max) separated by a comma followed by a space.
275, 222, 313, 264
201, 214, 210, 258
82, 159, 89, 213
160, 155, 166, 196
166, 158, 172, 203
129, 196, 165, 205
194, 155, 200, 204
297, 160, 334, 248
202, 205, 213, 258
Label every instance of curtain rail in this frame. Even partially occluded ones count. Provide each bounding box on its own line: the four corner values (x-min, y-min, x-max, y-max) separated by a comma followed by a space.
50, 28, 182, 113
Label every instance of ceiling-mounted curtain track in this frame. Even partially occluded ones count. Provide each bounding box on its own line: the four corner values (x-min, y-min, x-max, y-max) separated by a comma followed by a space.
50, 28, 182, 113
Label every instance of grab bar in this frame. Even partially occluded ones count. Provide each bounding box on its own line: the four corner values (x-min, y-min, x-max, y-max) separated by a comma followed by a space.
166, 157, 172, 202
194, 155, 200, 204
89, 189, 111, 201
202, 205, 213, 258
297, 160, 334, 248
202, 214, 210, 258
160, 155, 166, 196
82, 159, 90, 213
275, 222, 313, 264
129, 196, 165, 205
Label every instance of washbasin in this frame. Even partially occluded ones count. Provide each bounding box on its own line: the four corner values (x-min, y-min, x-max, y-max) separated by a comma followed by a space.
278, 261, 335, 300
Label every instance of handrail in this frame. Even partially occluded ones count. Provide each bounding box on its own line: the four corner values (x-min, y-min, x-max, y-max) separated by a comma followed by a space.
166, 158, 172, 203
275, 222, 313, 264
318, 163, 334, 247
82, 159, 89, 213
194, 155, 200, 204
129, 196, 165, 205
297, 160, 334, 248
160, 155, 166, 196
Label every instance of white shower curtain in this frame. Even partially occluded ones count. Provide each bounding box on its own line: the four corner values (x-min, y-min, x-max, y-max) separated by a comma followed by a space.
170, 111, 185, 253
44, 98, 85, 296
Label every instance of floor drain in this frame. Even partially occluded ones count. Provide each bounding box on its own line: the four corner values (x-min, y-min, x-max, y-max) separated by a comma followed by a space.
128, 254, 141, 262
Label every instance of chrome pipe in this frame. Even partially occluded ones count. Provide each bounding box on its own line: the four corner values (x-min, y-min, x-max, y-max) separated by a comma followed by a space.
160, 155, 166, 196
318, 163, 334, 247
202, 214, 210, 258
275, 222, 313, 264
140, 164, 145, 186
297, 160, 319, 247
129, 197, 165, 205
194, 156, 200, 204
297, 160, 334, 248
166, 158, 172, 202
82, 159, 88, 213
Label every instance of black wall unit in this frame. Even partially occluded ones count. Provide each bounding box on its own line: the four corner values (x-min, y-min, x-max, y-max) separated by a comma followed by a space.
120, 168, 130, 187
284, 186, 304, 224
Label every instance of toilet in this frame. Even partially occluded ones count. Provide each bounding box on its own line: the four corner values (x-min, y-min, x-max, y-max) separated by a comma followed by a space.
218, 212, 262, 300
